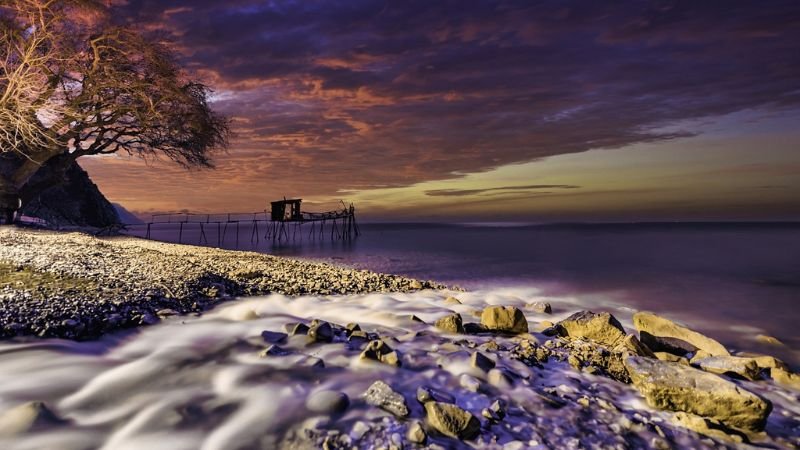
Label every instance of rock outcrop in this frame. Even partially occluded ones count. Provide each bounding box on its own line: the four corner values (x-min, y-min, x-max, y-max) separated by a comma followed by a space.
633, 312, 729, 356
624, 356, 771, 432
556, 311, 627, 347
20, 160, 120, 228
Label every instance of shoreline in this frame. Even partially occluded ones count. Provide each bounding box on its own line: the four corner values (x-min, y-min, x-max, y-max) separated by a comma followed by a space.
0, 226, 443, 340
0, 226, 798, 447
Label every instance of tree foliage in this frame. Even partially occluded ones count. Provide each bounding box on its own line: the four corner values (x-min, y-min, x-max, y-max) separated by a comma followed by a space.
0, 0, 230, 219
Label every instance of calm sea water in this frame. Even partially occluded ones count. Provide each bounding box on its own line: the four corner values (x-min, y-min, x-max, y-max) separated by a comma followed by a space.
126, 222, 800, 365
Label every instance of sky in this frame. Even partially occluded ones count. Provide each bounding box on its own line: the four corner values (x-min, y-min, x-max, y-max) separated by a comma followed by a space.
80, 0, 800, 222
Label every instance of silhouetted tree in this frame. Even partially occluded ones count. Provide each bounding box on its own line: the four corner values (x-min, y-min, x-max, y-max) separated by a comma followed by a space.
0, 0, 230, 223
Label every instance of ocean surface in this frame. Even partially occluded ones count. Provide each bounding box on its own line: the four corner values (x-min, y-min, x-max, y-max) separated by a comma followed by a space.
127, 221, 800, 366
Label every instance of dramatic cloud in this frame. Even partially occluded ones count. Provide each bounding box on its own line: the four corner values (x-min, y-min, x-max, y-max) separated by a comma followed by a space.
425, 184, 580, 197
85, 0, 800, 217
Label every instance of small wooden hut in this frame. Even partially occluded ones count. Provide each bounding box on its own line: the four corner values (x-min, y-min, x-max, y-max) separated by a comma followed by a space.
270, 198, 303, 222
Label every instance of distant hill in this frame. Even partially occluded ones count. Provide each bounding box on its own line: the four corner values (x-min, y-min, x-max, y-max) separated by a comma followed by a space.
113, 203, 143, 224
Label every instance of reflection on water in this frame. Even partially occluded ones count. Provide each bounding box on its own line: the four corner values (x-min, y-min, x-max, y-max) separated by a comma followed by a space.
123, 222, 800, 362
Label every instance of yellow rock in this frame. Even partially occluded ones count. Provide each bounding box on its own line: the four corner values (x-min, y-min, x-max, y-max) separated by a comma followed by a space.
772, 367, 800, 391
424, 402, 480, 440
624, 356, 772, 432
444, 296, 462, 305
557, 311, 626, 347
434, 313, 464, 334
755, 334, 784, 346
634, 311, 729, 357
480, 306, 528, 334
671, 412, 747, 443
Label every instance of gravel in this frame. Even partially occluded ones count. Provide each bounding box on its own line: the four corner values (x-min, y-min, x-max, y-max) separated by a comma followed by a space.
0, 226, 443, 340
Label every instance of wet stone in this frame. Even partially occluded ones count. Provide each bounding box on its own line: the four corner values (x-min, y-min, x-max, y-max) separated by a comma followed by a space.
444, 296, 462, 305
460, 374, 481, 392
556, 311, 627, 347
434, 313, 464, 334
633, 311, 729, 357
307, 320, 334, 344
345, 323, 361, 336
258, 344, 291, 357
624, 356, 772, 432
156, 308, 178, 317
482, 399, 506, 422
526, 301, 552, 314
407, 420, 427, 444
470, 351, 496, 373
348, 330, 369, 343
417, 387, 433, 404
260, 330, 288, 343
692, 355, 761, 381
363, 381, 409, 418
416, 386, 455, 405
488, 368, 513, 388
359, 340, 401, 367
424, 401, 480, 440
406, 314, 425, 323
480, 306, 528, 334
671, 411, 748, 443
0, 401, 66, 437
306, 390, 349, 415
463, 323, 485, 334
285, 322, 309, 336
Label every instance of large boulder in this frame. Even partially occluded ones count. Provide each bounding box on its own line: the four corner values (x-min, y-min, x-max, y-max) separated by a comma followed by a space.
624, 356, 771, 432
480, 306, 528, 334
633, 312, 729, 357
556, 311, 627, 347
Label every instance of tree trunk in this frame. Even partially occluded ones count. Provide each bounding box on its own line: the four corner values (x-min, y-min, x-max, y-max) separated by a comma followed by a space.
12, 147, 63, 190
0, 147, 62, 223
18, 153, 74, 207
0, 174, 20, 224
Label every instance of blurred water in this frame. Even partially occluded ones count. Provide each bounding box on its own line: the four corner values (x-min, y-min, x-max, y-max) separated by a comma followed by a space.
124, 222, 800, 364
2, 289, 796, 449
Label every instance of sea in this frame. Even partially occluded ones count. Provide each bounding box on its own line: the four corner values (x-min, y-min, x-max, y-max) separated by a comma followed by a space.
129, 221, 800, 366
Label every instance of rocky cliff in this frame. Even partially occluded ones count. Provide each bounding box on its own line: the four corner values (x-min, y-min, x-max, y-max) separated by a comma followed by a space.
20, 160, 120, 228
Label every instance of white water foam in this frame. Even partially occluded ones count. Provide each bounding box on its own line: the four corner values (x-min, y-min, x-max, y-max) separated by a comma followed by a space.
0, 288, 796, 449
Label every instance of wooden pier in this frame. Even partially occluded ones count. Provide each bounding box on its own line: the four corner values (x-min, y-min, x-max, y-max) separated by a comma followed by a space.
134, 199, 360, 248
